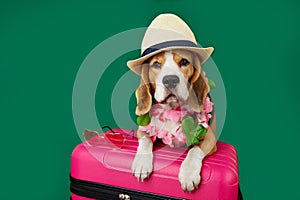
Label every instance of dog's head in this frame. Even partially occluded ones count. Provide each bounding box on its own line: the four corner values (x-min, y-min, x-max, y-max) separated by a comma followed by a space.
135, 50, 209, 116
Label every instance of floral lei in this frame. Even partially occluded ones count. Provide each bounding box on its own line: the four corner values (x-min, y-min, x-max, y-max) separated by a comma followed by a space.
137, 96, 214, 147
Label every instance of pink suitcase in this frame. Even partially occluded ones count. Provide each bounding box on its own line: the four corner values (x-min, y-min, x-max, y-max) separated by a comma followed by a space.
70, 128, 241, 200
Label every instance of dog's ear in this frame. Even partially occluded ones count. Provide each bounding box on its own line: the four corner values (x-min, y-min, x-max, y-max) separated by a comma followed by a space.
188, 55, 210, 112
135, 64, 152, 116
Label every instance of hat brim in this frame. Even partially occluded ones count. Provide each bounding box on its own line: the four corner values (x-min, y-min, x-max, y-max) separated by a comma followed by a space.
127, 46, 214, 75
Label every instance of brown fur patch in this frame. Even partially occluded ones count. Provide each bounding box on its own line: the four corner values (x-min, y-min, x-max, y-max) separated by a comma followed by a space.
135, 65, 152, 116
148, 52, 166, 86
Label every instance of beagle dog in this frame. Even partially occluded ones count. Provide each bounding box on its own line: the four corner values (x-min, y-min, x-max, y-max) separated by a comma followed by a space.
131, 49, 217, 192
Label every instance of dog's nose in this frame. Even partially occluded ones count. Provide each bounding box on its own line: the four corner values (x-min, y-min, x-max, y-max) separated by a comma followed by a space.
163, 75, 180, 89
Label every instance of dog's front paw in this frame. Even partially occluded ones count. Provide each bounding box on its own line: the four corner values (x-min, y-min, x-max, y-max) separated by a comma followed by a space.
179, 161, 201, 192
178, 147, 204, 192
131, 136, 153, 181
131, 152, 153, 181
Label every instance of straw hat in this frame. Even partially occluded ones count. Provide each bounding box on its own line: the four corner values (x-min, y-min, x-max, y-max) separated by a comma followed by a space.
127, 13, 214, 75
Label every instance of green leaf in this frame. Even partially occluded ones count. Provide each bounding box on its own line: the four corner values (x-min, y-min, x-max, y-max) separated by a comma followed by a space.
182, 115, 196, 134
182, 116, 208, 146
195, 124, 208, 138
192, 137, 200, 145
137, 113, 151, 126
185, 129, 198, 146
182, 116, 199, 146
208, 79, 217, 89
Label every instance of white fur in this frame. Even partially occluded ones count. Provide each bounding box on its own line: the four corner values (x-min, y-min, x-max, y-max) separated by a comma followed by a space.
179, 146, 205, 191
131, 136, 153, 181
154, 51, 189, 103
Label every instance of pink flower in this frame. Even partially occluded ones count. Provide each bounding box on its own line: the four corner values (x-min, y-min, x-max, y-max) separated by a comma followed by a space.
163, 106, 192, 123
158, 113, 166, 122
157, 130, 174, 147
203, 96, 214, 113
157, 129, 168, 139
148, 127, 157, 137
162, 134, 173, 147
164, 110, 181, 123
171, 127, 186, 147
150, 104, 164, 117
151, 135, 157, 143
174, 126, 186, 143
197, 112, 206, 123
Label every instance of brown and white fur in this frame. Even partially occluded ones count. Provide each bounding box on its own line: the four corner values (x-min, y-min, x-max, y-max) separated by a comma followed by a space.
131, 50, 217, 192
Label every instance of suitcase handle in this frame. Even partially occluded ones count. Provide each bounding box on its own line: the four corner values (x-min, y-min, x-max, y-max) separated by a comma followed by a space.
102, 126, 137, 138
101, 126, 116, 134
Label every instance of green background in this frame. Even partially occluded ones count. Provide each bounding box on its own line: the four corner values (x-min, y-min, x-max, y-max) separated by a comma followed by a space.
1, 0, 299, 199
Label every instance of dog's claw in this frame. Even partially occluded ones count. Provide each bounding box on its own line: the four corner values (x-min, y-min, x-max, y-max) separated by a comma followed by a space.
193, 182, 198, 189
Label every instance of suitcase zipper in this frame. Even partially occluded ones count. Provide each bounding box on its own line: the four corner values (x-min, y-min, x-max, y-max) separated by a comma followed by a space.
70, 175, 186, 200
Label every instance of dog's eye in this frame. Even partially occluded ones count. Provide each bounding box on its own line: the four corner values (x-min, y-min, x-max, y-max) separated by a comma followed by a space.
151, 61, 161, 69
179, 58, 190, 67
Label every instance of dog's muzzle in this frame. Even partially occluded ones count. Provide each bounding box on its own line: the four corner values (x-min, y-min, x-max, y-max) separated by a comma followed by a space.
163, 75, 180, 89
